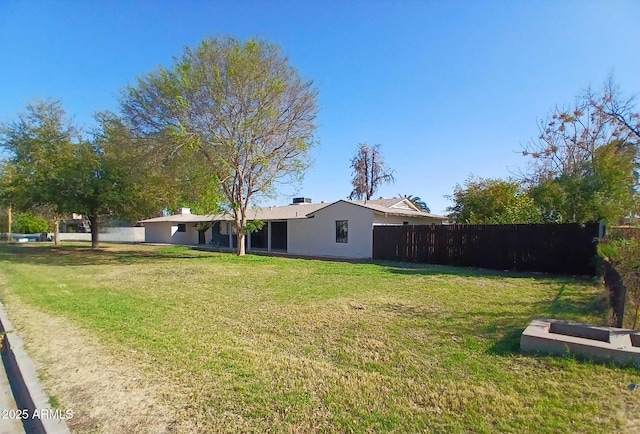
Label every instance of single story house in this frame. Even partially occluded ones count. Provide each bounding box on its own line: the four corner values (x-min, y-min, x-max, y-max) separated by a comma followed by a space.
139, 197, 447, 259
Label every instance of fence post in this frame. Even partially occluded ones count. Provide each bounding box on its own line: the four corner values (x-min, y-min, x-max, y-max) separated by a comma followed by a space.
598, 219, 607, 239
604, 261, 626, 328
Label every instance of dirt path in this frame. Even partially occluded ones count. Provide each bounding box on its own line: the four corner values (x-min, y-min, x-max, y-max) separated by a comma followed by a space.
2, 295, 193, 434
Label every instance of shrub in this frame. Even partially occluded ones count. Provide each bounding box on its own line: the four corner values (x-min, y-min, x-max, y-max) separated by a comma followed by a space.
14, 213, 51, 234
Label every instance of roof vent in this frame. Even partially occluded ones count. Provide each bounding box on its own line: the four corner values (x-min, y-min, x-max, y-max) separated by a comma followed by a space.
177, 207, 191, 215
292, 197, 312, 204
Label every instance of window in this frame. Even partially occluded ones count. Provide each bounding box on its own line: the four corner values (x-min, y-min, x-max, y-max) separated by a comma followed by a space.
177, 223, 186, 233
336, 220, 348, 243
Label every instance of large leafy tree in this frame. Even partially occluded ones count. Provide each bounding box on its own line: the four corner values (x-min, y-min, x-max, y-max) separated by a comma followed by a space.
0, 100, 78, 244
121, 37, 318, 255
446, 177, 541, 224
349, 143, 394, 201
0, 101, 175, 249
523, 80, 639, 224
531, 140, 638, 223
66, 140, 122, 248
94, 112, 194, 215
74, 113, 188, 248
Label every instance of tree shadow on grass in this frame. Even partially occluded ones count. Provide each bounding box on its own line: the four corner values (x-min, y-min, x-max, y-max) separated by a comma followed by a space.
376, 260, 589, 283
0, 243, 221, 267
539, 284, 609, 321
486, 284, 609, 357
488, 328, 525, 356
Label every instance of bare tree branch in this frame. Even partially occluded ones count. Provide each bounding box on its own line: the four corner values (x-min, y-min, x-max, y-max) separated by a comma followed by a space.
349, 143, 394, 201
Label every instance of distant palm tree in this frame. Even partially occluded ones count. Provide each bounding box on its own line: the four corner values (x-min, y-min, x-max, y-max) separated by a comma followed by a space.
400, 194, 431, 213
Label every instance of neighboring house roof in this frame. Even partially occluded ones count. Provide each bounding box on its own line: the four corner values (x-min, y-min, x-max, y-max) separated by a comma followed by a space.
307, 199, 446, 220
361, 198, 418, 210
361, 199, 444, 219
138, 198, 446, 224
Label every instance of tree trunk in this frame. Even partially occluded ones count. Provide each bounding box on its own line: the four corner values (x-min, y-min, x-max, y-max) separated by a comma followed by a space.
234, 213, 247, 256
54, 219, 60, 246
88, 215, 99, 249
7, 204, 11, 243
237, 232, 246, 256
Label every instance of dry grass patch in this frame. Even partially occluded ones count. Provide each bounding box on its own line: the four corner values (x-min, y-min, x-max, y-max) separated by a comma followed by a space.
1, 295, 188, 433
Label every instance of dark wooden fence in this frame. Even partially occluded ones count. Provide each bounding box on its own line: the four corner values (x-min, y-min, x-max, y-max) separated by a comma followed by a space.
373, 223, 600, 275
603, 261, 626, 327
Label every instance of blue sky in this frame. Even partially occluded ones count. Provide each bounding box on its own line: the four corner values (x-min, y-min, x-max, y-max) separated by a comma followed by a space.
1, 1, 639, 214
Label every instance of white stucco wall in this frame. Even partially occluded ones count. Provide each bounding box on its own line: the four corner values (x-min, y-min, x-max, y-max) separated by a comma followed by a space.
144, 222, 199, 245
144, 222, 169, 243
58, 227, 145, 242
288, 202, 375, 258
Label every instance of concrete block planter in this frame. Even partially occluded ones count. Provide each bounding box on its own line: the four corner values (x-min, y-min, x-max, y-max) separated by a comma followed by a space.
521, 318, 640, 367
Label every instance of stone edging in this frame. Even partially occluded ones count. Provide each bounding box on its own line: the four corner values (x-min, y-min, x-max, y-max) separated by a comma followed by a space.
0, 302, 71, 434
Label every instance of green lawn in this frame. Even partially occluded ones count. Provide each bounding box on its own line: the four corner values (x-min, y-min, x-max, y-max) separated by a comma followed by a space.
0, 243, 637, 433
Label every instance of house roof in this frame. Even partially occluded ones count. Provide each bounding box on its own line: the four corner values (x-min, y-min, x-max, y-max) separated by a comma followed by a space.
138, 198, 446, 224
243, 202, 330, 220
138, 213, 220, 223
138, 203, 330, 224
